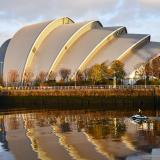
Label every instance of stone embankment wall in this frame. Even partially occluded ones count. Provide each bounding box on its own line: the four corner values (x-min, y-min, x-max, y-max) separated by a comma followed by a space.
0, 88, 159, 96
0, 88, 159, 109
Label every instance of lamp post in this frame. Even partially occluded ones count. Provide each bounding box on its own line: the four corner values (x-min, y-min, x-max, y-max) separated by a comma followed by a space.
19, 72, 23, 87
113, 71, 116, 88
144, 73, 147, 89
5, 75, 8, 87
74, 71, 77, 89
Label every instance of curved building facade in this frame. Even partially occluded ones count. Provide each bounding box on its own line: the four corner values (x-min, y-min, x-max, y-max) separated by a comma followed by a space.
0, 17, 160, 82
0, 39, 10, 77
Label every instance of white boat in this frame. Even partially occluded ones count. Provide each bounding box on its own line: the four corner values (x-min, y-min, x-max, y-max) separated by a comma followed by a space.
131, 114, 148, 120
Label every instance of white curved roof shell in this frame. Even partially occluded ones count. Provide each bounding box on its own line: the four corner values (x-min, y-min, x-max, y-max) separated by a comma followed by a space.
55, 27, 125, 77
3, 21, 51, 79
86, 34, 150, 68
1, 17, 160, 82
3, 17, 74, 80
122, 42, 160, 78
30, 21, 101, 78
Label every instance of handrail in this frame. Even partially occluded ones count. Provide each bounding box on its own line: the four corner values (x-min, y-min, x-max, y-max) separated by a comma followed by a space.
1, 85, 160, 91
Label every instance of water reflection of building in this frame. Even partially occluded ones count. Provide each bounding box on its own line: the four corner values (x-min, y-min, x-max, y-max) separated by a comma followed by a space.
1, 110, 160, 160
125, 118, 160, 154
82, 118, 136, 160
23, 111, 160, 159
52, 116, 107, 160
0, 116, 9, 151
22, 113, 72, 160
4, 114, 37, 160
50, 113, 138, 160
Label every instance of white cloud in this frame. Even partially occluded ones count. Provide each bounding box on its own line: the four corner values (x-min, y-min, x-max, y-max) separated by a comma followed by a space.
0, 0, 160, 45
0, 33, 11, 46
140, 0, 160, 8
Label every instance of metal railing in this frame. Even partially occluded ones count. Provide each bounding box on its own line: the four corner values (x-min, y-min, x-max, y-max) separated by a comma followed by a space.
0, 85, 160, 91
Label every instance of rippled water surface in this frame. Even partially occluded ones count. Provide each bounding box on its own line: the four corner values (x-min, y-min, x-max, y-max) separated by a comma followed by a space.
0, 109, 160, 160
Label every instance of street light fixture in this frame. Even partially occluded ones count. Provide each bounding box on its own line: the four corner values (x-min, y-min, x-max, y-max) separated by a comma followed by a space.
74, 71, 77, 88
144, 73, 147, 88
113, 71, 116, 88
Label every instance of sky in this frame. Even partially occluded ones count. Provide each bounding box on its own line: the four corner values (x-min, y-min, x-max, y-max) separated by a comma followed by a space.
0, 0, 160, 45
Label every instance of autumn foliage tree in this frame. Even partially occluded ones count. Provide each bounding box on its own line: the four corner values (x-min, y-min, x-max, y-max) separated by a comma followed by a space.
135, 56, 160, 80
151, 56, 160, 78
110, 60, 126, 80
87, 62, 112, 84
89, 64, 103, 84
145, 63, 153, 78
134, 63, 146, 79
100, 62, 112, 80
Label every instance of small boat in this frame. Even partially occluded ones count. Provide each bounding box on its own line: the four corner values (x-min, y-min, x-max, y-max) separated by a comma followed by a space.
129, 109, 149, 124
131, 114, 148, 120
129, 114, 148, 124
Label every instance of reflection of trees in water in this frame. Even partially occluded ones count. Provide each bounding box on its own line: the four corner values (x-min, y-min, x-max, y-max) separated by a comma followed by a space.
60, 122, 71, 133
85, 119, 110, 139
111, 118, 126, 139
154, 120, 160, 136
77, 120, 85, 132
23, 111, 160, 154
3, 109, 160, 155
134, 120, 160, 153
17, 112, 127, 139
36, 118, 50, 127
0, 117, 9, 151
84, 118, 126, 139
7, 115, 20, 130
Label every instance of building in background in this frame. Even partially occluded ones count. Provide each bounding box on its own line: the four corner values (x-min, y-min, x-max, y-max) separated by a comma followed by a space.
0, 17, 160, 83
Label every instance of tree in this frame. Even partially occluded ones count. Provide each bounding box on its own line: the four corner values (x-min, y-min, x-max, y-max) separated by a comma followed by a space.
151, 56, 160, 78
36, 71, 47, 83
82, 68, 91, 82
23, 69, 34, 85
76, 70, 84, 82
111, 60, 126, 80
100, 62, 112, 81
134, 63, 146, 79
59, 68, 71, 82
8, 70, 19, 85
134, 62, 150, 85
89, 64, 102, 84
145, 62, 153, 78
81, 63, 112, 84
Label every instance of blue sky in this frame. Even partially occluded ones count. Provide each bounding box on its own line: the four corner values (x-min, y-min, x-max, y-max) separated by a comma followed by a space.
0, 0, 160, 45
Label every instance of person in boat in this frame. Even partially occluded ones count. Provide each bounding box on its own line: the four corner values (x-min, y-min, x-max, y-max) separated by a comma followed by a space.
138, 108, 142, 116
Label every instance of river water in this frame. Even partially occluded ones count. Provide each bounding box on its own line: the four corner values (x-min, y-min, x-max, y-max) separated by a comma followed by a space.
0, 108, 160, 160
